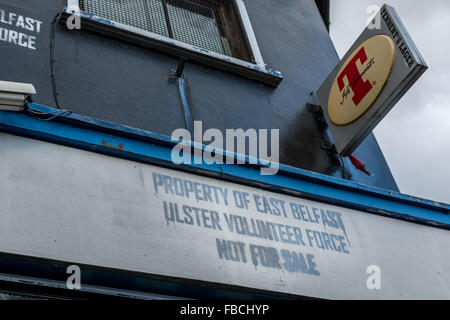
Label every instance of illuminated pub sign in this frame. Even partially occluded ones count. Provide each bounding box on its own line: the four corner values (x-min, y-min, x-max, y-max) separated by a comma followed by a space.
317, 4, 427, 156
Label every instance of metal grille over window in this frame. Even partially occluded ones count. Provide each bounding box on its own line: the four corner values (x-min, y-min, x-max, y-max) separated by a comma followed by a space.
79, 0, 254, 62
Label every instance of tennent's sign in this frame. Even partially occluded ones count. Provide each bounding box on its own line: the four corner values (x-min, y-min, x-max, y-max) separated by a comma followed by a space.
317, 4, 427, 156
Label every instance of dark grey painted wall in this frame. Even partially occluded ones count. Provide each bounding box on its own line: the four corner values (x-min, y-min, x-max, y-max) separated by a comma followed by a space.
0, 0, 399, 191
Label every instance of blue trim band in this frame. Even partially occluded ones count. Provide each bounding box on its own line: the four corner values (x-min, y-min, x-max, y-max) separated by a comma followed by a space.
0, 103, 448, 230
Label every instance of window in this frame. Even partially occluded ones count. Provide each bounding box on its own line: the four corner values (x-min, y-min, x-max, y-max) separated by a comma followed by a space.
79, 0, 254, 62
66, 0, 283, 86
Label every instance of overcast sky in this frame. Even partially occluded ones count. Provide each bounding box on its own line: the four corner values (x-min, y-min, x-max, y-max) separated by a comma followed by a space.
330, 0, 450, 204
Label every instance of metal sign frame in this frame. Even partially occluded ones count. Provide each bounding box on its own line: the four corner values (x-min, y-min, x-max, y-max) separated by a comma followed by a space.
317, 4, 427, 156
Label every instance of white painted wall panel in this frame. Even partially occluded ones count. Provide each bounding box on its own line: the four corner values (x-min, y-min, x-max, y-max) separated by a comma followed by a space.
0, 133, 449, 299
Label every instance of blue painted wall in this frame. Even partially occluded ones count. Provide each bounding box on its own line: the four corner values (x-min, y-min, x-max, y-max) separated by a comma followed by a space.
0, 0, 398, 191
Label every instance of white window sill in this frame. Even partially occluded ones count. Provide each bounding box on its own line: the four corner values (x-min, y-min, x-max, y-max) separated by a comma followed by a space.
61, 8, 283, 87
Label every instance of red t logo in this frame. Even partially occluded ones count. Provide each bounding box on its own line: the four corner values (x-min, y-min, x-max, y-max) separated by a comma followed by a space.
337, 47, 373, 106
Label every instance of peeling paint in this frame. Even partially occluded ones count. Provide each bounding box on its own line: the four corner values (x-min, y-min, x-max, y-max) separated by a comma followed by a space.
192, 46, 209, 54
101, 139, 125, 151
80, 11, 115, 26
266, 68, 283, 77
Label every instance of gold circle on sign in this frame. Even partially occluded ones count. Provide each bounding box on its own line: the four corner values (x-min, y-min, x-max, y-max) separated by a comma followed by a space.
328, 35, 396, 126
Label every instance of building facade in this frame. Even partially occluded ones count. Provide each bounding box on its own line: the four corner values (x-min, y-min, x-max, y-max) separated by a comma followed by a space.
0, 0, 449, 299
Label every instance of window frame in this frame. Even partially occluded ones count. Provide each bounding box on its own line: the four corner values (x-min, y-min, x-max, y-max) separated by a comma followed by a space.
65, 0, 282, 87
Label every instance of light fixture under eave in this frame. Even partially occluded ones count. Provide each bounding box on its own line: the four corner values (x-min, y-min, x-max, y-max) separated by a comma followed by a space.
0, 80, 37, 112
